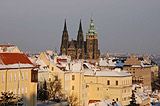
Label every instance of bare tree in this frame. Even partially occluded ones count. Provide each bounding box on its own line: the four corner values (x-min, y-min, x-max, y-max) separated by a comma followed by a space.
68, 92, 80, 106
48, 79, 63, 102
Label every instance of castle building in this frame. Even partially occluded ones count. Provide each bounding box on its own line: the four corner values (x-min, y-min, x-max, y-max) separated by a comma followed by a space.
60, 15, 100, 60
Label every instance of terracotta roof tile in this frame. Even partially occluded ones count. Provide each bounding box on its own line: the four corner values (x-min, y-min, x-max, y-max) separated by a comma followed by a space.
0, 45, 15, 47
0, 53, 33, 65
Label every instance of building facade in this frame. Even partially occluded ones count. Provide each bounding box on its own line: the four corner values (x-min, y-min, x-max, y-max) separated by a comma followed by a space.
123, 54, 159, 89
60, 16, 100, 60
0, 53, 38, 106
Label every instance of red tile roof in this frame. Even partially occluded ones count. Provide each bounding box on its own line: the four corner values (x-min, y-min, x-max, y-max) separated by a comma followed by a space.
0, 45, 15, 47
89, 100, 101, 104
0, 53, 33, 65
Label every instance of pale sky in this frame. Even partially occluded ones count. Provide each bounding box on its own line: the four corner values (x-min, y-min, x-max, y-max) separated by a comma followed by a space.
0, 0, 160, 55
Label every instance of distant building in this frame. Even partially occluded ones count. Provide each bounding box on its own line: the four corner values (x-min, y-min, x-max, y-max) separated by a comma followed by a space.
123, 54, 159, 89
0, 45, 20, 53
60, 15, 100, 60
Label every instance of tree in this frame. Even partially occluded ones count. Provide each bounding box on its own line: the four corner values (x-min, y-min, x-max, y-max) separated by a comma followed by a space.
127, 90, 139, 106
43, 80, 48, 101
68, 92, 80, 106
0, 92, 23, 106
37, 80, 48, 102
48, 79, 63, 102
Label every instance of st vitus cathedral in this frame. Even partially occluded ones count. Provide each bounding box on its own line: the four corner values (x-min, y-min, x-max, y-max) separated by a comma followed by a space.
60, 15, 100, 60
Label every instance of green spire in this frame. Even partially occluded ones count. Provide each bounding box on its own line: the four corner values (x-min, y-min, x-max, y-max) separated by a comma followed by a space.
87, 14, 97, 35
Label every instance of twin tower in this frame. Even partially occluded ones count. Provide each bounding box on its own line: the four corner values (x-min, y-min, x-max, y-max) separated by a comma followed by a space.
60, 15, 100, 60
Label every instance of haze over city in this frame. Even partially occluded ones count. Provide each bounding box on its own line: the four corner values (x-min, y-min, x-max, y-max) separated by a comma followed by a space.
0, 0, 160, 55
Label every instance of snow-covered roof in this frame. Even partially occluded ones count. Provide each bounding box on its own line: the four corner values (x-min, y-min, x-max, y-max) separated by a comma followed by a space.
99, 58, 124, 67
35, 59, 50, 72
89, 99, 122, 106
0, 53, 35, 69
84, 68, 131, 77
137, 92, 149, 100
132, 84, 142, 90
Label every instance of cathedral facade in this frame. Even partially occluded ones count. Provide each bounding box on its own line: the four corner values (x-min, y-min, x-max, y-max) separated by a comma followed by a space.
60, 16, 100, 60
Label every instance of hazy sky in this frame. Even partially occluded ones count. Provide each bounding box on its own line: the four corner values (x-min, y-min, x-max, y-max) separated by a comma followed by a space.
0, 0, 160, 55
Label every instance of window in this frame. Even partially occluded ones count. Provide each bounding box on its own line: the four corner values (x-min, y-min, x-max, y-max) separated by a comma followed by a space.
116, 98, 118, 101
25, 72, 28, 80
107, 80, 110, 85
72, 75, 75, 80
2, 74, 5, 82
14, 73, 16, 81
54, 76, 58, 81
25, 87, 27, 93
18, 88, 20, 94
18, 72, 20, 80
133, 71, 135, 74
22, 88, 24, 94
10, 89, 12, 93
97, 87, 99, 91
14, 89, 16, 94
52, 67, 54, 71
22, 72, 24, 80
116, 80, 118, 85
72, 86, 74, 90
49, 78, 51, 81
10, 73, 12, 82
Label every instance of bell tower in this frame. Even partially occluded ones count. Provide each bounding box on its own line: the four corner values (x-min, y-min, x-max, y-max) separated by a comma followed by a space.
86, 15, 100, 59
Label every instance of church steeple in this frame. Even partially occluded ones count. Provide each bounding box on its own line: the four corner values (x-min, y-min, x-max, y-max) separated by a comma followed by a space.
63, 19, 67, 32
60, 19, 69, 55
87, 14, 97, 35
78, 19, 82, 32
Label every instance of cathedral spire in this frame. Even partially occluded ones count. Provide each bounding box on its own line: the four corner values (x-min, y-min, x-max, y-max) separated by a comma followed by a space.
79, 19, 82, 32
87, 14, 97, 35
64, 19, 67, 32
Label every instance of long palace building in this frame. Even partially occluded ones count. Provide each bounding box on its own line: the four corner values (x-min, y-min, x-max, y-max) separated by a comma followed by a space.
60, 15, 100, 60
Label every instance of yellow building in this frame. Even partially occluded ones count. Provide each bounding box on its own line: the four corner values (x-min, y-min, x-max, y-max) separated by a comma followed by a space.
0, 53, 38, 106
37, 53, 88, 106
37, 53, 132, 106
84, 68, 132, 106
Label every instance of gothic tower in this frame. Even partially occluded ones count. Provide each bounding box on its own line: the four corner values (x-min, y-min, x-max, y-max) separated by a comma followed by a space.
60, 19, 69, 55
77, 20, 85, 59
86, 15, 100, 59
